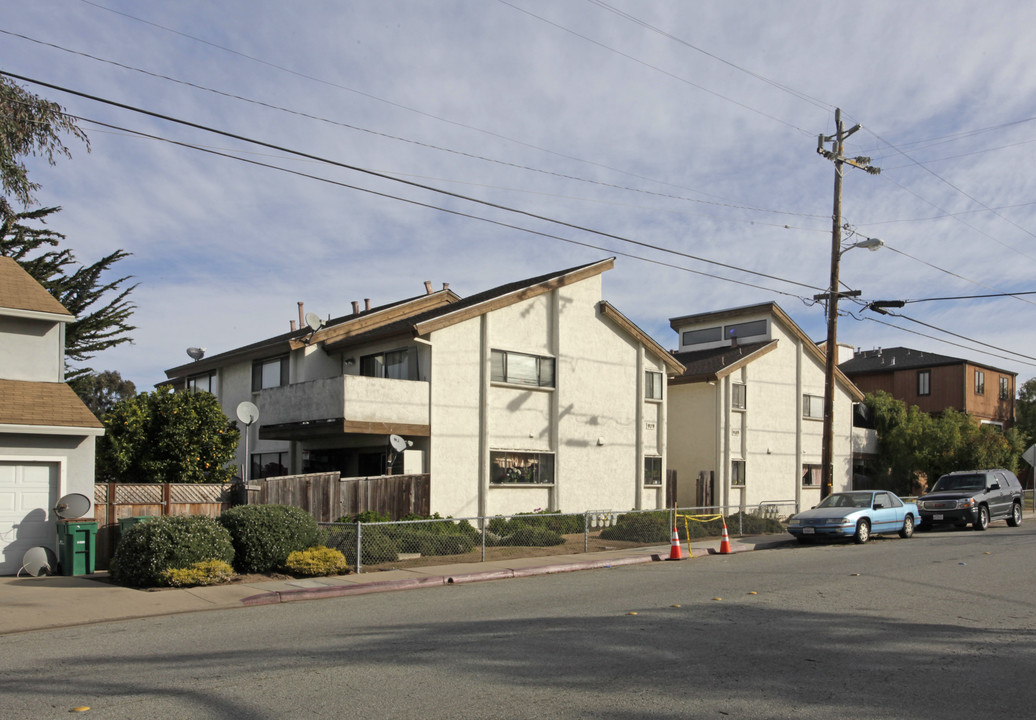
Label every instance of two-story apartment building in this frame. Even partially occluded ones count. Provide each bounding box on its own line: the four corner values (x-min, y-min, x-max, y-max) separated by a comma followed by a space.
840, 347, 1016, 429
666, 302, 863, 511
164, 259, 684, 518
0, 258, 104, 575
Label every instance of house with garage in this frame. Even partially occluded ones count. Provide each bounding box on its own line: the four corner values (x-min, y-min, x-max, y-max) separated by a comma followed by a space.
666, 302, 863, 512
163, 258, 684, 519
0, 258, 104, 575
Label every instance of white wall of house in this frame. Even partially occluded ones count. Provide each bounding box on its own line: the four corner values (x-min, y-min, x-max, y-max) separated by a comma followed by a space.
427, 274, 668, 518
668, 309, 855, 512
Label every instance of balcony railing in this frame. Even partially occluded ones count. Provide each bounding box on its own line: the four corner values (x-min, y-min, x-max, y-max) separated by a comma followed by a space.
256, 375, 429, 432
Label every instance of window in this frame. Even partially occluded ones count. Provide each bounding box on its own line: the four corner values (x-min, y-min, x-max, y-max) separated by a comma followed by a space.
801, 464, 821, 486
975, 370, 985, 395
724, 319, 766, 341
917, 370, 931, 396
644, 456, 662, 485
731, 460, 745, 486
682, 326, 723, 346
251, 452, 288, 480
490, 451, 555, 484
360, 348, 412, 380
491, 350, 555, 388
187, 371, 219, 397
645, 371, 663, 400
1000, 376, 1010, 400
802, 394, 824, 419
732, 383, 747, 410
252, 356, 288, 391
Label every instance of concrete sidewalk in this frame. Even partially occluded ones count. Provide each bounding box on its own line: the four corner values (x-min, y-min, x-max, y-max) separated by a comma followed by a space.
0, 534, 793, 635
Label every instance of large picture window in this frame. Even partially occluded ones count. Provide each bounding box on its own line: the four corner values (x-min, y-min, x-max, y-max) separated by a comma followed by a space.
361, 348, 411, 380
491, 350, 555, 388
252, 356, 288, 392
490, 451, 555, 484
251, 452, 288, 480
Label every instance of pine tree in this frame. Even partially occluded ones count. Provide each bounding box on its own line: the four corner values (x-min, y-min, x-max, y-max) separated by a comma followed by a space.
1, 76, 136, 379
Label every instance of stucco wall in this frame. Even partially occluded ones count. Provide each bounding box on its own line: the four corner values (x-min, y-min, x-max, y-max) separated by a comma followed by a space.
0, 317, 63, 382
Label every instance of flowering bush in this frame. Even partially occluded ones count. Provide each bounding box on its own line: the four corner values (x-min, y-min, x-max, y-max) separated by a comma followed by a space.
160, 559, 235, 587
284, 546, 349, 576
110, 515, 234, 587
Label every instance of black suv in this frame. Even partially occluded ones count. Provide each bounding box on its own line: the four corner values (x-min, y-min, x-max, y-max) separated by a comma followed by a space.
917, 469, 1023, 531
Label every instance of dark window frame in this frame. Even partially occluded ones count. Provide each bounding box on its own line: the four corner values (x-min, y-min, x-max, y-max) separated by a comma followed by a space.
490, 450, 556, 484
917, 369, 931, 397
491, 349, 556, 388
252, 355, 289, 392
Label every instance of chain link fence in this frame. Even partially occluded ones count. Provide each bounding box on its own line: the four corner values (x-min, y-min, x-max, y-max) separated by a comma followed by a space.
319, 501, 797, 573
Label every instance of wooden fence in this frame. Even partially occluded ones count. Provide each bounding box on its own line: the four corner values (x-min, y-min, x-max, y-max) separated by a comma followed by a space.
251, 472, 431, 522
92, 482, 233, 570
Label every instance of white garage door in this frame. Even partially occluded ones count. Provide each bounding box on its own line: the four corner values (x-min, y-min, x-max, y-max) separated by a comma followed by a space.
0, 462, 59, 575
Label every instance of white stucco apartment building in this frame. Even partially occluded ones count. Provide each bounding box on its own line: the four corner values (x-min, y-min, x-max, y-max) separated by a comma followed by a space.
0, 258, 103, 575
164, 259, 684, 518
666, 302, 863, 512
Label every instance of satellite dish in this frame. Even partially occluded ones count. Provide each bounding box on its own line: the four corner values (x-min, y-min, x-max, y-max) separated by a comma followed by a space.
186, 347, 206, 360
389, 434, 408, 453
18, 547, 57, 577
305, 312, 325, 333
236, 401, 260, 425
54, 493, 91, 519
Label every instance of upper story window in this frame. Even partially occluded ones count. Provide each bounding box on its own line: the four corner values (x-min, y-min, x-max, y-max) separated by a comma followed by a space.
252, 355, 288, 392
681, 319, 768, 347
731, 460, 746, 487
360, 348, 412, 380
732, 383, 747, 410
975, 370, 985, 395
802, 393, 823, 419
645, 371, 663, 400
491, 349, 555, 388
187, 371, 219, 397
917, 369, 931, 397
1000, 376, 1010, 400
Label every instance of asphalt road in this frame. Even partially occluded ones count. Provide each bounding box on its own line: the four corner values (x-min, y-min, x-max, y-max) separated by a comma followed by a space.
3, 523, 1035, 719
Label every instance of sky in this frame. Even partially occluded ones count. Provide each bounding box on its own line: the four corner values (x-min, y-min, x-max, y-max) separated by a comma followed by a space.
4, 1, 1036, 392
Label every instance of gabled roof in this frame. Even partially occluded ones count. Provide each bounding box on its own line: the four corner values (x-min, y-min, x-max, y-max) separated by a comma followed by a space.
323, 258, 616, 351
839, 346, 1017, 377
0, 379, 103, 432
164, 288, 460, 379
597, 301, 685, 374
668, 301, 864, 399
0, 257, 72, 320
670, 340, 777, 384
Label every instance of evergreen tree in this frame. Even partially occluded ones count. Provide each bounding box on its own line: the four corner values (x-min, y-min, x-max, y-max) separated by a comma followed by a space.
1, 76, 136, 379
69, 370, 137, 419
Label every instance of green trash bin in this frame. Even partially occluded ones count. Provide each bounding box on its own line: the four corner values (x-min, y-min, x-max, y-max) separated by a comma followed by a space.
56, 519, 98, 576
117, 515, 157, 540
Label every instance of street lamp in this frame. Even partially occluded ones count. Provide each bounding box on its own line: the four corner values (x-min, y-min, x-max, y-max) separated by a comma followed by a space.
818, 234, 883, 498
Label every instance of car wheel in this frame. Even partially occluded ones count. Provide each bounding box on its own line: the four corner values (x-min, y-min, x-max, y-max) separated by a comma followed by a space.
973, 505, 989, 531
1007, 502, 1023, 528
899, 514, 915, 539
853, 519, 871, 544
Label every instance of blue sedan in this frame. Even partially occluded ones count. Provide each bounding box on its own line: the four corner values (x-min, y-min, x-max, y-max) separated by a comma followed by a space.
787, 490, 919, 544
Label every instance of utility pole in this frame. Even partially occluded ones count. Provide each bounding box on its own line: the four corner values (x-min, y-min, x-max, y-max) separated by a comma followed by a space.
816, 108, 879, 498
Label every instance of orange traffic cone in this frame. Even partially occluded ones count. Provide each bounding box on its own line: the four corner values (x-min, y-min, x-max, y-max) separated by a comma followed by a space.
719, 520, 732, 554
667, 525, 683, 561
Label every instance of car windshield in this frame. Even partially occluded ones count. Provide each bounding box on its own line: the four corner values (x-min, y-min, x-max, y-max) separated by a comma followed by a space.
817, 492, 872, 509
932, 474, 986, 492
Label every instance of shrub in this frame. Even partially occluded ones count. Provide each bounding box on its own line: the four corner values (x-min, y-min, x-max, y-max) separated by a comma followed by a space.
110, 515, 234, 587
218, 504, 321, 573
327, 526, 399, 566
160, 559, 235, 587
284, 546, 350, 576
500, 526, 565, 547
414, 531, 476, 556
337, 510, 391, 524
599, 512, 670, 543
